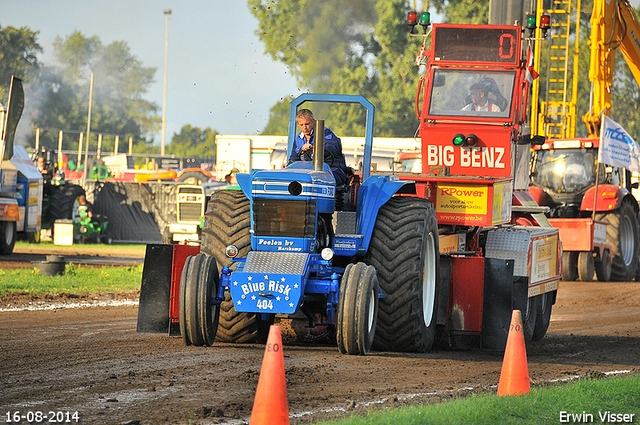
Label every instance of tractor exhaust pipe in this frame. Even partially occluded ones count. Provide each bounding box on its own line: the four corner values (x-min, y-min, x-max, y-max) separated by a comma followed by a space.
313, 119, 325, 172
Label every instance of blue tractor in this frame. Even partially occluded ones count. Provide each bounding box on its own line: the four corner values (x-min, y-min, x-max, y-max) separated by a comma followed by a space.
181, 94, 439, 355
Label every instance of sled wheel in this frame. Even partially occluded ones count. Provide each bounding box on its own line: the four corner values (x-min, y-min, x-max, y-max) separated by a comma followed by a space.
337, 262, 379, 355
179, 253, 220, 346
532, 291, 555, 341
522, 295, 538, 342
561, 251, 578, 281
595, 250, 612, 282
578, 251, 594, 282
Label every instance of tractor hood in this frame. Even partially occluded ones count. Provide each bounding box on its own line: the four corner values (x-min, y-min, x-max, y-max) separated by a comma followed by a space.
237, 162, 336, 214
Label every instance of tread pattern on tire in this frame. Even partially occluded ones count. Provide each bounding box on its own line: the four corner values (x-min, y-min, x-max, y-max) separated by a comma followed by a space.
200, 189, 260, 343
596, 200, 639, 281
365, 197, 439, 353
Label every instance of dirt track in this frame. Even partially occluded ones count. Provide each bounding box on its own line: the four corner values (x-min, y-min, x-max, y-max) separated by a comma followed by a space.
1, 249, 640, 424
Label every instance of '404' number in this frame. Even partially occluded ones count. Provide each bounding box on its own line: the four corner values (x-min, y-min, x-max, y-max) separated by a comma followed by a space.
257, 299, 274, 310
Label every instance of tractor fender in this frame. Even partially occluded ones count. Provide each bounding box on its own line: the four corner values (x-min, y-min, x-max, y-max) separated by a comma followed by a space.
356, 175, 416, 254
236, 172, 253, 199
580, 184, 637, 213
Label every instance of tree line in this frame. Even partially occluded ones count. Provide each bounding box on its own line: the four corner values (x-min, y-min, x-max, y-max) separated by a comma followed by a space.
0, 25, 215, 160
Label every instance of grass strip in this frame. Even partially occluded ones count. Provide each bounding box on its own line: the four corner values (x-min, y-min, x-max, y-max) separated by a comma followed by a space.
316, 375, 640, 425
0, 263, 143, 295
13, 241, 147, 254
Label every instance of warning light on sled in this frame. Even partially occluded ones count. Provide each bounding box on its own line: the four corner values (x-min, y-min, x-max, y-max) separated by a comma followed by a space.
540, 14, 551, 37
465, 133, 478, 147
407, 11, 418, 26
452, 134, 465, 147
419, 12, 431, 28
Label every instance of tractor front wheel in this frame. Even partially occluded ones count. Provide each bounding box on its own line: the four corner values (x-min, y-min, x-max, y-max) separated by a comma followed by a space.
337, 262, 379, 355
595, 250, 612, 282
179, 253, 220, 346
561, 251, 578, 281
577, 251, 595, 282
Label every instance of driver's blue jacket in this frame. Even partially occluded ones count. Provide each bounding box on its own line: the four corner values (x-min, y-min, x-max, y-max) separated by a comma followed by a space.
288, 126, 348, 185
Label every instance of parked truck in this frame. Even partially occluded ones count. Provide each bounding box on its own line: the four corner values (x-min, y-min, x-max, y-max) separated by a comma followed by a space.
528, 0, 640, 281
137, 17, 560, 354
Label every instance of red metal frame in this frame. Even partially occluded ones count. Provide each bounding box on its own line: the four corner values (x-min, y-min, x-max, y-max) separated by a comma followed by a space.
169, 244, 201, 323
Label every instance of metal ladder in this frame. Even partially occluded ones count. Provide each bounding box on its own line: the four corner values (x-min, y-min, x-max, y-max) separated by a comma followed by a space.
531, 0, 582, 139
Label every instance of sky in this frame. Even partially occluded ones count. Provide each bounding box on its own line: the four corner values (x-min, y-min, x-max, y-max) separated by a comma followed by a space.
2, 0, 304, 144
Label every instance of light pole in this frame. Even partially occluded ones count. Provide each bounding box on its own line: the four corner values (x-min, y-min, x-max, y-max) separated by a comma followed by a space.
161, 9, 171, 157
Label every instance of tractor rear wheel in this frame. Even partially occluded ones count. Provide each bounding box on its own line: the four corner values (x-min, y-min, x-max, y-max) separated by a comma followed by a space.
179, 253, 220, 346
47, 184, 85, 224
596, 200, 639, 281
337, 262, 379, 355
201, 189, 265, 343
365, 197, 439, 352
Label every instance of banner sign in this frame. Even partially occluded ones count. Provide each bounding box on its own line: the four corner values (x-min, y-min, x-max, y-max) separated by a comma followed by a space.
598, 115, 640, 172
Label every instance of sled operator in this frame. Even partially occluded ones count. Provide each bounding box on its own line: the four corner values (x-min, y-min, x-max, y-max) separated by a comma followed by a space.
462, 82, 501, 112
288, 108, 348, 186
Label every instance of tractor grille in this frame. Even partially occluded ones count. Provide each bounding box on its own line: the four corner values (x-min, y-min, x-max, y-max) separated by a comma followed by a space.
254, 198, 316, 239
177, 186, 204, 222
178, 203, 202, 222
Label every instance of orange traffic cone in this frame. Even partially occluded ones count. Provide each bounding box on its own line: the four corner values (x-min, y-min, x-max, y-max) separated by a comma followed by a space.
250, 325, 290, 425
497, 310, 530, 396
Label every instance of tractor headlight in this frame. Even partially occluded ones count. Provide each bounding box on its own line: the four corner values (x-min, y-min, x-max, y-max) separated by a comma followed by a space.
321, 247, 334, 261
225, 245, 239, 258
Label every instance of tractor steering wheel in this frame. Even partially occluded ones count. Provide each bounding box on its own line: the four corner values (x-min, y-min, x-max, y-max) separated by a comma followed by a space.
301, 149, 335, 167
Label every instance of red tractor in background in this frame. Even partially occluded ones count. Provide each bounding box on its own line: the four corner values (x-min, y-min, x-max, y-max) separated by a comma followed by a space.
527, 0, 640, 282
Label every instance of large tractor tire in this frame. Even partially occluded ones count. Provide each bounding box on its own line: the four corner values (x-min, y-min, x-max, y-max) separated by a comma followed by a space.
336, 262, 379, 355
596, 200, 639, 281
200, 189, 267, 343
365, 197, 440, 352
0, 220, 17, 255
47, 184, 85, 224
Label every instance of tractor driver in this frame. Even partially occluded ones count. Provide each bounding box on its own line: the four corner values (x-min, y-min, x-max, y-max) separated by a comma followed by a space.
288, 109, 348, 186
462, 82, 501, 112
